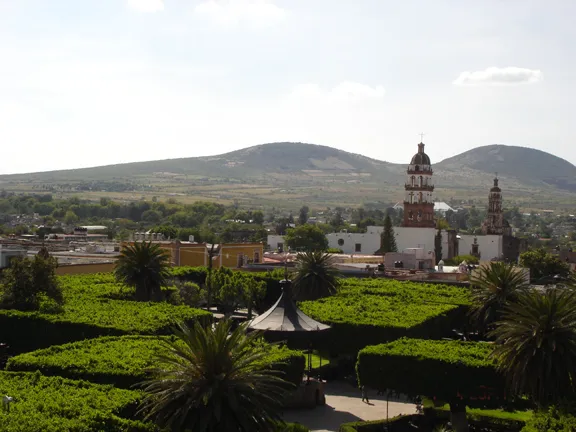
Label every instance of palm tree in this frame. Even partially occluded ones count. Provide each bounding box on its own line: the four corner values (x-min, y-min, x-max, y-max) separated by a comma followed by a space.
292, 251, 340, 302
114, 241, 171, 301
489, 289, 576, 406
137, 320, 292, 432
469, 262, 528, 334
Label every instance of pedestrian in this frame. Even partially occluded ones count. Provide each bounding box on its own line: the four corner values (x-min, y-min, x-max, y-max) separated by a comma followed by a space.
361, 385, 369, 404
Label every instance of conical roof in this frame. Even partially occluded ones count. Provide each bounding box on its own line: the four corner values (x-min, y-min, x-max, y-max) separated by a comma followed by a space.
249, 280, 330, 332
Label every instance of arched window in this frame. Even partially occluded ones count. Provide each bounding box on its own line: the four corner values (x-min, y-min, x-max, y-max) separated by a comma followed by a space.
411, 176, 415, 186
419, 176, 423, 186
408, 211, 414, 220
415, 165, 419, 171
418, 192, 423, 203
417, 210, 422, 221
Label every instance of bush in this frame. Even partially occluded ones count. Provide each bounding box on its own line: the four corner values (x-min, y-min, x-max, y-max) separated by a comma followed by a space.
0, 273, 212, 353
522, 407, 576, 432
0, 371, 154, 432
298, 279, 470, 353
445, 254, 480, 266
357, 338, 503, 402
8, 335, 305, 388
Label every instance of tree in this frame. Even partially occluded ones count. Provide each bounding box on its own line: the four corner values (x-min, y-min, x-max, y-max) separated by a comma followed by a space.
378, 215, 397, 254
0, 251, 63, 311
490, 289, 576, 407
434, 229, 442, 263
298, 206, 309, 225
252, 210, 265, 225
137, 320, 291, 432
519, 248, 570, 281
152, 225, 177, 239
469, 262, 529, 334
284, 224, 328, 252
292, 251, 340, 301
63, 210, 78, 225
114, 241, 171, 301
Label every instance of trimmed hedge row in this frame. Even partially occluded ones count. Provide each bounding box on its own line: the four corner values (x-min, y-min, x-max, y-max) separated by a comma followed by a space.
298, 278, 471, 353
0, 273, 212, 353
339, 412, 524, 432
0, 371, 153, 432
357, 338, 503, 402
8, 335, 306, 388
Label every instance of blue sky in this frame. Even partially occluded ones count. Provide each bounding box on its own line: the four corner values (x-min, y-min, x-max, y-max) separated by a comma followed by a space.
1, 0, 574, 174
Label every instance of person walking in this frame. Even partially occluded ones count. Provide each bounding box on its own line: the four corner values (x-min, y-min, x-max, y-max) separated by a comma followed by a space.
361, 385, 369, 404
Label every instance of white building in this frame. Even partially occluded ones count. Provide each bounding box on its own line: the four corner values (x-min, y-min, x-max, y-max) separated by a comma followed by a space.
267, 235, 286, 251
458, 234, 502, 261
327, 226, 447, 256
0, 245, 27, 269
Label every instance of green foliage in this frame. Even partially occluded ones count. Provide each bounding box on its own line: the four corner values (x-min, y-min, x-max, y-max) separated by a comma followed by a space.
519, 248, 570, 281
8, 335, 305, 388
490, 289, 576, 406
357, 338, 502, 401
208, 267, 267, 315
326, 247, 344, 254
469, 262, 529, 333
0, 273, 211, 352
0, 252, 62, 311
522, 407, 576, 432
0, 371, 153, 432
292, 251, 340, 301
114, 241, 171, 301
137, 320, 293, 432
378, 214, 397, 254
284, 224, 329, 252
299, 278, 470, 353
445, 254, 480, 266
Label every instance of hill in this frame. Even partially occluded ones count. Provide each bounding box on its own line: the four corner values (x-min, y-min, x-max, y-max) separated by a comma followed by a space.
0, 142, 574, 209
436, 145, 576, 192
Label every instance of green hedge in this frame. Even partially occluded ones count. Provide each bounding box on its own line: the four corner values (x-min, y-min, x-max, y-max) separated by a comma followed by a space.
0, 273, 212, 353
339, 412, 524, 431
8, 335, 305, 388
0, 371, 153, 432
357, 338, 503, 402
299, 279, 470, 353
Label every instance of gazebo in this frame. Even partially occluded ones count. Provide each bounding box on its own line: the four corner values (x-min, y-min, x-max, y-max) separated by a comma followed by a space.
249, 278, 330, 378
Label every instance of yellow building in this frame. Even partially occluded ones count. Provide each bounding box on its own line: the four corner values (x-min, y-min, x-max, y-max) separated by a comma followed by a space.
122, 241, 264, 269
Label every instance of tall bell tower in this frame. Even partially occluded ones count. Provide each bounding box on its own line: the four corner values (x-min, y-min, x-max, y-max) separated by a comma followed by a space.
403, 141, 435, 228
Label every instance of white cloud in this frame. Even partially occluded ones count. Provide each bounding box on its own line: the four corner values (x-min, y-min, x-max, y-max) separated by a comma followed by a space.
453, 67, 543, 86
194, 0, 286, 27
287, 81, 386, 104
126, 0, 164, 13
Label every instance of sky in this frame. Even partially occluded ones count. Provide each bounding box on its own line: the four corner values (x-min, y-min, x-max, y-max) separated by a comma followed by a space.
1, 0, 575, 174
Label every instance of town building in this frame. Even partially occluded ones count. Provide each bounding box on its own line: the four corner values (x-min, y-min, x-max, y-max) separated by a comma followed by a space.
123, 240, 264, 269
0, 245, 27, 269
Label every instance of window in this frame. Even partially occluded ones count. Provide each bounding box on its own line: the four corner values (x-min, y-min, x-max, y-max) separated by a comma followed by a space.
355, 243, 362, 252
338, 238, 345, 246
277, 242, 284, 252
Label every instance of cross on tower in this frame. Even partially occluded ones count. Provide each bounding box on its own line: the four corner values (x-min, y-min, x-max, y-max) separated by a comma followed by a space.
419, 132, 425, 142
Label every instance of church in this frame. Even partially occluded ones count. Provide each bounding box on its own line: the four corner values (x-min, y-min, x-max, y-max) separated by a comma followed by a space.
327, 139, 526, 263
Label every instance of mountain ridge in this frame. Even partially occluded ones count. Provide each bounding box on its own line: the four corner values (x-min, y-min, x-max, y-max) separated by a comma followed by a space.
0, 142, 574, 209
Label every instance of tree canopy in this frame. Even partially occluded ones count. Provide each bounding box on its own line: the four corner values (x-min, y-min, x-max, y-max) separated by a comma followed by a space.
284, 224, 328, 252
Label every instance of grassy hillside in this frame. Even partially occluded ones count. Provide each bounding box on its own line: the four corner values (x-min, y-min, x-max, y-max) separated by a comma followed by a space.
0, 142, 574, 210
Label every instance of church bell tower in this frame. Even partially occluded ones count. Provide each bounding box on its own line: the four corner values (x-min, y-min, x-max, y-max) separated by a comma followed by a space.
403, 141, 435, 228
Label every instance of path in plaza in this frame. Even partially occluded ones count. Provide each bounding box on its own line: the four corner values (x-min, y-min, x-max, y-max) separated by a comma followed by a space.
283, 381, 416, 432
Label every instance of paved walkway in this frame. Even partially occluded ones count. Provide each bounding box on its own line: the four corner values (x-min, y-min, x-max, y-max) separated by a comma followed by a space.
283, 381, 416, 432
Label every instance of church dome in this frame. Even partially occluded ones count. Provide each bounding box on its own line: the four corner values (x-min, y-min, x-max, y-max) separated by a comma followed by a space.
410, 142, 431, 166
